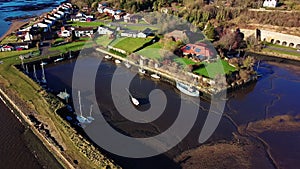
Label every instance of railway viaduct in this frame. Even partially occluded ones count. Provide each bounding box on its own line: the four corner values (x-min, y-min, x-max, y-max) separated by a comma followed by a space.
241, 29, 300, 49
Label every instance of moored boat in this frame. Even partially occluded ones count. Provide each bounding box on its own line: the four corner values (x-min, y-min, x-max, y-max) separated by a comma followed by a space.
115, 59, 121, 64
151, 73, 160, 79
104, 55, 112, 59
40, 61, 47, 66
138, 67, 146, 74
54, 57, 64, 62
124, 61, 131, 68
176, 81, 199, 97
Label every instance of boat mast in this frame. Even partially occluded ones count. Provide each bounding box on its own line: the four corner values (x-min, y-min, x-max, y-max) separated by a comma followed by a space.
25, 64, 29, 74
33, 65, 39, 82
41, 64, 46, 83
89, 104, 93, 117
78, 91, 83, 117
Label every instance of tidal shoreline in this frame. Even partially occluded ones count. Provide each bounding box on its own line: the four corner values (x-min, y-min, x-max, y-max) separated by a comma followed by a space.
0, 87, 67, 169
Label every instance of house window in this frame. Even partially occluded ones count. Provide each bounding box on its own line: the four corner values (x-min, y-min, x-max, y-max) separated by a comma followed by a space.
195, 48, 201, 53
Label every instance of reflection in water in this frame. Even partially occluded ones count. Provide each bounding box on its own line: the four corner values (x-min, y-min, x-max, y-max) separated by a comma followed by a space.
27, 57, 300, 168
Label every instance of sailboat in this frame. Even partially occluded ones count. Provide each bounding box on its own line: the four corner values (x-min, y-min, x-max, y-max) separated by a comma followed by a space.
76, 91, 89, 125
33, 65, 39, 83
41, 64, 47, 84
125, 88, 139, 106
86, 104, 95, 122
57, 89, 70, 103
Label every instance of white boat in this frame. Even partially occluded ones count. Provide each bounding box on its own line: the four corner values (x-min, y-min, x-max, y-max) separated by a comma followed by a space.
138, 68, 146, 74
40, 61, 47, 66
115, 59, 121, 64
124, 61, 131, 68
57, 89, 70, 102
104, 55, 112, 59
125, 88, 139, 106
176, 81, 199, 97
151, 73, 160, 79
54, 57, 64, 62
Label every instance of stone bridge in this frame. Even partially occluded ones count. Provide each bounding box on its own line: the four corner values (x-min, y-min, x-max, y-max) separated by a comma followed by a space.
241, 29, 300, 49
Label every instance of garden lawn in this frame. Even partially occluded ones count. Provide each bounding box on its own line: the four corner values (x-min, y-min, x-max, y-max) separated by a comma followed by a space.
174, 57, 196, 65
113, 37, 153, 53
193, 59, 236, 79
136, 42, 162, 60
96, 35, 113, 47
68, 21, 104, 27
49, 40, 93, 53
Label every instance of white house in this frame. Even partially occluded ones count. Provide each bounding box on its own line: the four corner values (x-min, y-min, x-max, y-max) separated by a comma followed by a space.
103, 7, 115, 15
123, 14, 141, 23
44, 19, 54, 25
121, 30, 139, 38
74, 27, 94, 37
54, 13, 62, 19
61, 30, 71, 37
98, 4, 107, 13
137, 32, 147, 38
48, 16, 57, 21
97, 26, 114, 35
0, 45, 14, 52
263, 0, 277, 8
57, 11, 65, 16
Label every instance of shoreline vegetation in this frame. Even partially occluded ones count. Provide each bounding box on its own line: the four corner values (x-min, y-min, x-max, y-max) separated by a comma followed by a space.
0, 1, 299, 169
0, 50, 120, 168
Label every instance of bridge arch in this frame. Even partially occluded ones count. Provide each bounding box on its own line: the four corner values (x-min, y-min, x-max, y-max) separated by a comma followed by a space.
296, 44, 300, 49
275, 40, 280, 44
289, 43, 294, 47
270, 39, 274, 43
282, 41, 287, 46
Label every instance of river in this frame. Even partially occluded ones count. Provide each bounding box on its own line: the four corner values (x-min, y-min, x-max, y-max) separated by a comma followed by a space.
27, 53, 300, 169
0, 1, 65, 169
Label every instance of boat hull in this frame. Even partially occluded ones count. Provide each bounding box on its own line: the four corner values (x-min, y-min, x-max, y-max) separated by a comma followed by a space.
176, 81, 199, 97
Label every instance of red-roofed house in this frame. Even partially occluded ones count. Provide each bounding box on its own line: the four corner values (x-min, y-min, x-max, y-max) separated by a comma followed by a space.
181, 43, 215, 61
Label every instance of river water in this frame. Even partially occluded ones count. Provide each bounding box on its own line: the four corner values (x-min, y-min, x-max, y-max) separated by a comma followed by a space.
1, 1, 300, 168
27, 54, 300, 169
0, 1, 64, 169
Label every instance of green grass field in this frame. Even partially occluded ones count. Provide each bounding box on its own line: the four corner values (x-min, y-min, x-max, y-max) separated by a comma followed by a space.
113, 37, 153, 53
68, 21, 104, 27
49, 39, 93, 53
1, 34, 21, 44
174, 57, 196, 65
193, 59, 236, 78
136, 42, 163, 60
96, 35, 114, 47
262, 48, 300, 57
